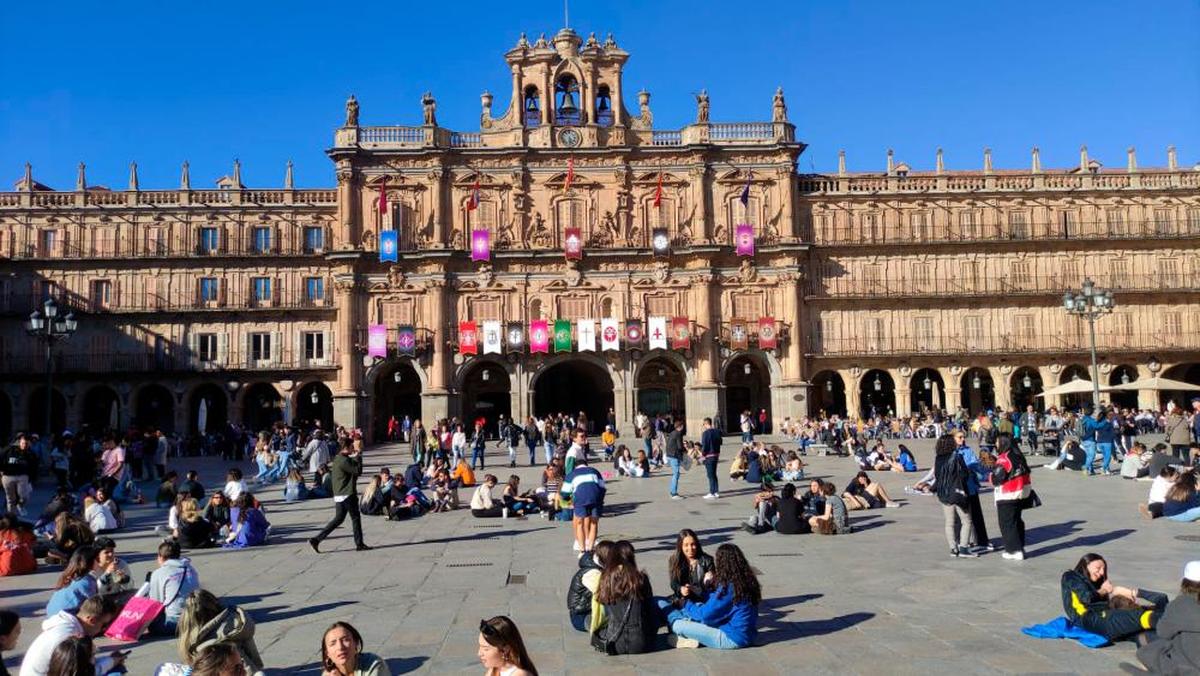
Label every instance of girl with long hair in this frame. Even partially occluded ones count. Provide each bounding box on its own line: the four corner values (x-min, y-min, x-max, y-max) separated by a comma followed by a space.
1060, 552, 1167, 644
478, 615, 537, 676
666, 529, 714, 603
1163, 471, 1200, 522
663, 543, 762, 650
46, 636, 93, 676
159, 589, 265, 675
45, 546, 99, 615
1137, 560, 1200, 672
501, 475, 539, 516
319, 621, 389, 675
592, 540, 656, 654
991, 433, 1033, 560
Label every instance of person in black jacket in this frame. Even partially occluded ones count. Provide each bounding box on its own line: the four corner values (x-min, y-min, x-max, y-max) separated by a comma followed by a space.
1137, 559, 1200, 673
1061, 552, 1166, 643
567, 540, 613, 632
774, 483, 811, 534
934, 434, 976, 558
667, 529, 715, 603
593, 540, 658, 655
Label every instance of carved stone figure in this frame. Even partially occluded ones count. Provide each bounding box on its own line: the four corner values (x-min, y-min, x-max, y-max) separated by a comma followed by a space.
738, 258, 757, 283
345, 95, 359, 127
529, 211, 551, 247
695, 89, 710, 124
387, 266, 406, 289
772, 87, 787, 123
602, 211, 621, 241
422, 92, 438, 126
497, 219, 516, 248
632, 90, 653, 130
654, 260, 670, 283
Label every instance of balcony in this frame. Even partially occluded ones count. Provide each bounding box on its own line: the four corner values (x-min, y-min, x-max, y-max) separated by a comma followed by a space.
798, 170, 1200, 196
810, 219, 1200, 247
808, 273, 1198, 299
1, 235, 333, 261
0, 189, 337, 209
0, 292, 335, 316
0, 350, 340, 375
809, 332, 1200, 358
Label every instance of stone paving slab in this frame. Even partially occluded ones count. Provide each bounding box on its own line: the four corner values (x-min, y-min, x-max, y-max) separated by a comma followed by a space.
1, 435, 1191, 674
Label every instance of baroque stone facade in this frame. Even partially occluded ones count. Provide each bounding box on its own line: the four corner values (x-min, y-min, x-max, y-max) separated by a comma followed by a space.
0, 28, 1197, 442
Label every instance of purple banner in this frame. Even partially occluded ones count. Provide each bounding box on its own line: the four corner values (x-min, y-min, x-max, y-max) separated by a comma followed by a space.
471, 229, 490, 262
735, 224, 755, 257
367, 324, 387, 358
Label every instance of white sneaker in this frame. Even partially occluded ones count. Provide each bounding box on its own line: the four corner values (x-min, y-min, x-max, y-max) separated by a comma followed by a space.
1043, 461, 1060, 470
572, 540, 581, 552
713, 493, 720, 499
1001, 551, 1014, 560
1010, 551, 1025, 561
668, 635, 700, 649
702, 493, 715, 500
671, 494, 684, 500
885, 502, 901, 509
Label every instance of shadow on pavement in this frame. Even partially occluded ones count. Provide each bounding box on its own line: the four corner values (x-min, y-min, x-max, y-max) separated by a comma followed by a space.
1027, 528, 1136, 558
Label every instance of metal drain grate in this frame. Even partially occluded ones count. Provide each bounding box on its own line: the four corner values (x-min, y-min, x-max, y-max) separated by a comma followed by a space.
445, 562, 494, 568
472, 524, 504, 529
759, 552, 803, 558
507, 573, 527, 585
1176, 535, 1200, 543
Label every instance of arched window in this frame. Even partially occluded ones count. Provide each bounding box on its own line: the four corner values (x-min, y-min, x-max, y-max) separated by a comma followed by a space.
555, 75, 581, 125
523, 86, 540, 127
595, 85, 612, 127
556, 199, 585, 230
529, 299, 544, 320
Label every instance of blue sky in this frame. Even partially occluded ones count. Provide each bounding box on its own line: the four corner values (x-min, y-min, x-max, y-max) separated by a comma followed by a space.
1, 0, 1197, 189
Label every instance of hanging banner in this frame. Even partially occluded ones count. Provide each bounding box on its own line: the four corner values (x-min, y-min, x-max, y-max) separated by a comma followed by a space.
482, 320, 502, 354
564, 227, 583, 260
648, 317, 668, 350
735, 224, 755, 257
471, 229, 490, 262
379, 230, 398, 263
625, 319, 643, 346
730, 319, 749, 351
397, 325, 416, 357
553, 319, 573, 353
530, 320, 549, 354
577, 319, 596, 352
671, 317, 691, 350
600, 318, 620, 351
506, 322, 524, 352
367, 324, 388, 358
458, 321, 478, 355
758, 316, 777, 350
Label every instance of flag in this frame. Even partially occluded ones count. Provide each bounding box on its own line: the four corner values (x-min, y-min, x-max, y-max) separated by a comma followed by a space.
758, 316, 777, 350
367, 324, 388, 358
577, 319, 596, 352
739, 173, 750, 206
379, 230, 398, 262
565, 157, 574, 192
467, 176, 480, 211
553, 319, 572, 353
397, 325, 416, 356
564, 227, 582, 260
482, 320, 502, 354
735, 224, 755, 257
506, 322, 524, 351
653, 171, 663, 208
378, 176, 388, 214
730, 319, 749, 351
530, 320, 549, 354
671, 317, 691, 350
625, 319, 643, 346
458, 321, 478, 355
471, 229, 490, 262
600, 318, 620, 351
648, 317, 668, 350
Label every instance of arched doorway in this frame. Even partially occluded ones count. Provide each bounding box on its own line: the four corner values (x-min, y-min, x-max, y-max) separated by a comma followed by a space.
809, 370, 846, 418
1108, 365, 1139, 409
81, 385, 121, 434
135, 384, 175, 433
189, 384, 228, 436
1160, 363, 1200, 409
533, 359, 614, 434
724, 355, 770, 432
28, 387, 67, 435
637, 356, 685, 419
1059, 364, 1093, 411
859, 369, 895, 418
295, 382, 334, 431
960, 368, 995, 415
242, 383, 282, 433
909, 368, 945, 415
0, 392, 11, 443
461, 361, 511, 438
1010, 367, 1044, 413
373, 361, 422, 442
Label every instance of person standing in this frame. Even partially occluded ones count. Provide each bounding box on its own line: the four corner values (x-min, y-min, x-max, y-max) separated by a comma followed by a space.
302, 431, 330, 484
560, 457, 605, 554
409, 419, 426, 467
504, 418, 522, 469
953, 429, 993, 552
991, 434, 1032, 560
1165, 401, 1191, 461
701, 418, 722, 500
565, 431, 586, 475
523, 417, 540, 467
309, 438, 371, 553
1083, 405, 1115, 476
1020, 405, 1040, 454
470, 421, 488, 470
665, 419, 685, 500
2, 435, 33, 516
935, 433, 976, 558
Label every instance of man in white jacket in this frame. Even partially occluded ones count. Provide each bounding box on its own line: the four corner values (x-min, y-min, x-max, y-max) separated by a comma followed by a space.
20, 595, 121, 676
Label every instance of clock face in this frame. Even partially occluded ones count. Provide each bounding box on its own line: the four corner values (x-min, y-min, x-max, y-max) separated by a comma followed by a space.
559, 128, 582, 148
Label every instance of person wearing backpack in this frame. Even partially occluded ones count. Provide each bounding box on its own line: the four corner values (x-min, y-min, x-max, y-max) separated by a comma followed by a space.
934, 434, 977, 558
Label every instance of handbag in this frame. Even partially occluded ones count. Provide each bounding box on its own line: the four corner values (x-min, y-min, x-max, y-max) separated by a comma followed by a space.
104, 595, 164, 641
591, 599, 633, 655
1022, 489, 1042, 510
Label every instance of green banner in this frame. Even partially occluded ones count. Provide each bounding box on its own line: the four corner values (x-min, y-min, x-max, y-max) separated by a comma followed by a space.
553, 319, 572, 353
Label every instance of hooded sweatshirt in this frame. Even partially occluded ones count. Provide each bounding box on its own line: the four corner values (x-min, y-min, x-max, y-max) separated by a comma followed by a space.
138, 557, 200, 622
19, 612, 113, 676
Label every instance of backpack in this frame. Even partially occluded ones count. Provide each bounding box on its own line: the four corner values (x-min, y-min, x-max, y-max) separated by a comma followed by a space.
935, 453, 969, 507
1073, 416, 1089, 441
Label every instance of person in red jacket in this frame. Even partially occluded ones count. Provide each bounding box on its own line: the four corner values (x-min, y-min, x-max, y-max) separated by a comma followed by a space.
0, 513, 37, 576
989, 433, 1033, 560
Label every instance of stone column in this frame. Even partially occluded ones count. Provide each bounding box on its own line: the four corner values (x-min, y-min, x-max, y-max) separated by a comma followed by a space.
423, 279, 451, 422
335, 162, 357, 250
431, 168, 448, 248
842, 369, 862, 420
779, 167, 798, 240
991, 367, 1014, 410
694, 273, 717, 385
690, 167, 710, 241
893, 368, 912, 416
1038, 366, 1059, 411
332, 277, 363, 429
783, 275, 803, 383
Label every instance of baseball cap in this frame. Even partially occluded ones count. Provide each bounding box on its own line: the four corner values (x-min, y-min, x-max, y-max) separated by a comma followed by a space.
1184, 561, 1200, 582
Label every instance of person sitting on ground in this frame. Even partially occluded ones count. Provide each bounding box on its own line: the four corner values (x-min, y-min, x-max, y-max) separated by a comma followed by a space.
45, 636, 94, 676
225, 494, 269, 548
45, 546, 100, 616
92, 536, 133, 597
383, 476, 418, 521
46, 512, 93, 563
781, 452, 805, 482
310, 464, 333, 499
173, 497, 212, 550
892, 444, 919, 473
34, 486, 74, 534
774, 483, 811, 535
450, 457, 476, 489
138, 539, 201, 636
1060, 552, 1166, 644
842, 471, 900, 510
283, 467, 309, 503
156, 641, 253, 676
156, 471, 180, 508
154, 493, 184, 540
866, 441, 895, 471
0, 610, 20, 672
743, 450, 763, 484
502, 475, 538, 516
0, 514, 37, 577
567, 540, 614, 632
1120, 442, 1152, 480
799, 478, 826, 518
592, 540, 658, 655
1141, 466, 1178, 520
82, 495, 118, 535
163, 589, 265, 676
253, 440, 276, 485
742, 483, 778, 534
319, 621, 390, 676
478, 615, 537, 676
631, 450, 651, 478
432, 469, 458, 513
471, 475, 504, 518
359, 472, 390, 516
667, 529, 715, 604
614, 447, 634, 477
202, 491, 232, 539
402, 462, 425, 491
1162, 471, 1200, 522
178, 470, 205, 501
537, 461, 564, 519
1137, 559, 1200, 674
809, 481, 851, 535
728, 450, 748, 481
662, 543, 761, 650
222, 468, 247, 502
20, 595, 121, 676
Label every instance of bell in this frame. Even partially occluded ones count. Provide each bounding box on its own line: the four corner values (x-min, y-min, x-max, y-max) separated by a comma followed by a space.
525, 97, 539, 113
597, 95, 610, 112
559, 90, 579, 116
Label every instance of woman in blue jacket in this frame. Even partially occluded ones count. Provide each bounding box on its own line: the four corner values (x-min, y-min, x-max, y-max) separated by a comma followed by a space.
662, 543, 761, 649
45, 546, 100, 615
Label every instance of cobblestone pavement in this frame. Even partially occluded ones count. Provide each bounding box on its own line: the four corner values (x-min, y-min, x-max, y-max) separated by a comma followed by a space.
3, 435, 1194, 675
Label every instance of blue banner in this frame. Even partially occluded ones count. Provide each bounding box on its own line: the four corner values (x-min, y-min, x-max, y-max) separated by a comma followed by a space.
379, 230, 398, 262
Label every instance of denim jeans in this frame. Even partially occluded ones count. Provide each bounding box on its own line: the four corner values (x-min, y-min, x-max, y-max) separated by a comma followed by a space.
667, 457, 681, 496
1081, 440, 1097, 472
1167, 506, 1200, 522
658, 601, 744, 650
254, 458, 272, 483
544, 441, 555, 464
471, 447, 485, 469
1083, 440, 1114, 474
704, 460, 719, 495
569, 613, 588, 632
527, 442, 537, 465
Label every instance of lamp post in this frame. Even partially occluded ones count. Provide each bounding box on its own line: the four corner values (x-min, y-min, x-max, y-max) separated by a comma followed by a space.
25, 298, 78, 436
1063, 278, 1114, 408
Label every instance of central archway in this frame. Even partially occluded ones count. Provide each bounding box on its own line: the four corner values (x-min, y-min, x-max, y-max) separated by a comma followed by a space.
636, 356, 685, 419
960, 368, 995, 415
242, 383, 282, 433
135, 384, 176, 433
533, 359, 614, 434
373, 360, 423, 442
1010, 367, 1044, 413
724, 355, 771, 432
909, 368, 945, 415
460, 361, 512, 438
28, 387, 67, 436
295, 382, 334, 431
809, 370, 846, 418
82, 385, 120, 434
859, 369, 895, 418
189, 384, 228, 437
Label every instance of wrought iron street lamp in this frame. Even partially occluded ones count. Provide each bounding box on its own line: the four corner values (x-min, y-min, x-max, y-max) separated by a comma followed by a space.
1063, 278, 1115, 407
25, 298, 78, 436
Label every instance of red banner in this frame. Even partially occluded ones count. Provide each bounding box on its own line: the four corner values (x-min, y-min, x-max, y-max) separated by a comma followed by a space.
564, 227, 583, 260
758, 317, 777, 350
529, 319, 550, 354
671, 317, 691, 350
458, 321, 478, 355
